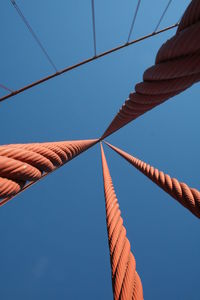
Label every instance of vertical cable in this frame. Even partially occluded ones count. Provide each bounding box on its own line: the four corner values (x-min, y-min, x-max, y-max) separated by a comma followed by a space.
91, 0, 97, 56
10, 0, 57, 72
127, 0, 141, 43
154, 0, 173, 32
100, 143, 144, 299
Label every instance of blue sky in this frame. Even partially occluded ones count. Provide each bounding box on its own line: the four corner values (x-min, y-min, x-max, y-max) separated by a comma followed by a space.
1, 1, 199, 299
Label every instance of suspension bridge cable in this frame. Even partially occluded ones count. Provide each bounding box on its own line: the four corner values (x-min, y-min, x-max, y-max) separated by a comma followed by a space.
0, 139, 98, 207
0, 23, 178, 103
101, 1, 200, 139
154, 0, 173, 32
10, 0, 57, 72
127, 0, 141, 43
91, 0, 97, 56
0, 84, 13, 93
100, 143, 144, 299
105, 141, 200, 218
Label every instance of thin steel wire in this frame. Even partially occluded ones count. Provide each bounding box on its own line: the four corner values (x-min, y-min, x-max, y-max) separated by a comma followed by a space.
0, 23, 178, 102
127, 0, 142, 43
154, 0, 173, 32
10, 0, 57, 72
0, 84, 13, 93
91, 0, 97, 56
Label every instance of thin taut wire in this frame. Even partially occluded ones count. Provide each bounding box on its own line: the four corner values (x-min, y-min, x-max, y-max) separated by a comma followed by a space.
127, 0, 141, 43
154, 0, 173, 32
10, 0, 57, 72
0, 84, 13, 93
91, 0, 97, 56
0, 23, 178, 103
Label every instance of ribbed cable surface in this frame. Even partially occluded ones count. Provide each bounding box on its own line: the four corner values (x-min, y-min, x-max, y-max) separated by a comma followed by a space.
100, 143, 143, 300
0, 139, 97, 205
105, 142, 200, 218
102, 0, 200, 138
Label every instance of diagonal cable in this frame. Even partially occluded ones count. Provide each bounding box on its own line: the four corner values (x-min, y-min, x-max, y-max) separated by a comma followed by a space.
101, 1, 199, 139
0, 139, 98, 207
10, 0, 57, 72
105, 141, 200, 219
0, 23, 178, 102
0, 83, 13, 93
91, 0, 97, 56
154, 0, 173, 32
127, 0, 141, 43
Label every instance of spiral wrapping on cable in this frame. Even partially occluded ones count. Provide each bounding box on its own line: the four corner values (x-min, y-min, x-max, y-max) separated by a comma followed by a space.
105, 142, 200, 218
102, 0, 200, 138
101, 143, 143, 300
0, 139, 97, 205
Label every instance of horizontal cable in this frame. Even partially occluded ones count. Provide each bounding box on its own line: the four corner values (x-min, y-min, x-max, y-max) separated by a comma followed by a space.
10, 0, 57, 72
0, 23, 178, 103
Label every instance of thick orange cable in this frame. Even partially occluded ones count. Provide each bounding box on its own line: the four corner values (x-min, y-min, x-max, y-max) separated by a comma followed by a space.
102, 0, 200, 139
105, 142, 200, 218
100, 143, 143, 300
0, 139, 98, 206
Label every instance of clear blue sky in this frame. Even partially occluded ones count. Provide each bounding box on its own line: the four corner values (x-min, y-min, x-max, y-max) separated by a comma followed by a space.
1, 1, 199, 299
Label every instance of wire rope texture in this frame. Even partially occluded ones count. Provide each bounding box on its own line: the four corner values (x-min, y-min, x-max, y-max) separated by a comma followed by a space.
0, 139, 97, 205
105, 142, 200, 219
100, 143, 143, 300
101, 0, 200, 139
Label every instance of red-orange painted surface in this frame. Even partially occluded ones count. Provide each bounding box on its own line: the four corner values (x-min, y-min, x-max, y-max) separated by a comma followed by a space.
0, 139, 98, 206
0, 0, 199, 297
100, 143, 143, 300
102, 0, 200, 138
105, 142, 200, 218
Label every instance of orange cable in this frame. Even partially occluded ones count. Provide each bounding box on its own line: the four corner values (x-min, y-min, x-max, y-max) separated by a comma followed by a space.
105, 141, 200, 218
102, 0, 200, 139
101, 143, 143, 299
0, 139, 98, 206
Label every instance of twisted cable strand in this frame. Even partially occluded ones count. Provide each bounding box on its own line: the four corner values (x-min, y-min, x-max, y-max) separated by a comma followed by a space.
102, 0, 200, 139
0, 177, 25, 198
105, 142, 200, 218
0, 139, 98, 205
100, 143, 143, 300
